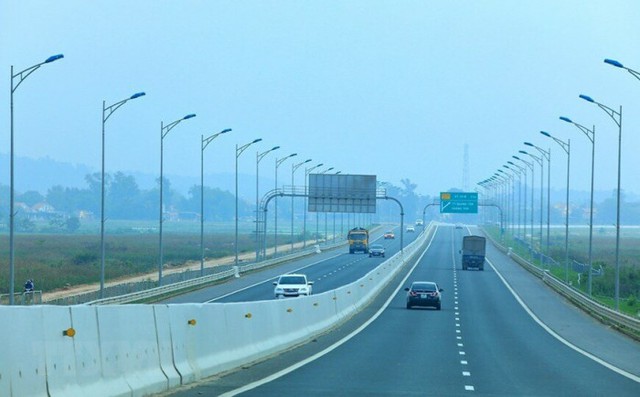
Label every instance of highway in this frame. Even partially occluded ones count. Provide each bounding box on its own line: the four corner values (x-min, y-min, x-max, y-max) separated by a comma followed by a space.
160, 224, 640, 396
162, 226, 419, 304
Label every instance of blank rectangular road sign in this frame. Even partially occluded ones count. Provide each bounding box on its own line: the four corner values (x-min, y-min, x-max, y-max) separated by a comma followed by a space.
440, 192, 478, 213
308, 174, 377, 213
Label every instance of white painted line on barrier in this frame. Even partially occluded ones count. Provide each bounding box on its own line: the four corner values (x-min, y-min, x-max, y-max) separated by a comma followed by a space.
219, 225, 440, 397
486, 256, 640, 384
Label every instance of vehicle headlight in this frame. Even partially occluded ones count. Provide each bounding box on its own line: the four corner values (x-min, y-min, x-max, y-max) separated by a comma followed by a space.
299, 287, 308, 293
275, 288, 284, 293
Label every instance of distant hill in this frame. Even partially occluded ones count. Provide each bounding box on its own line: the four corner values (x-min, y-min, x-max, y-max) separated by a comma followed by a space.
0, 153, 271, 200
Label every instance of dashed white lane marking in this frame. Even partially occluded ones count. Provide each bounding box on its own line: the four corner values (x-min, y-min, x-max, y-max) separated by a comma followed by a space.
461, 360, 468, 365
459, 351, 466, 355
463, 371, 471, 376
457, 343, 464, 347
465, 385, 475, 391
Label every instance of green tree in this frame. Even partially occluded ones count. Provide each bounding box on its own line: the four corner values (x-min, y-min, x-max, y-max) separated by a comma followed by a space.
65, 216, 80, 232
17, 190, 45, 206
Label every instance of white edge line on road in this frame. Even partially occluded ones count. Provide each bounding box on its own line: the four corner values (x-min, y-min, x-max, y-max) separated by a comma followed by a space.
485, 256, 640, 384
219, 225, 440, 397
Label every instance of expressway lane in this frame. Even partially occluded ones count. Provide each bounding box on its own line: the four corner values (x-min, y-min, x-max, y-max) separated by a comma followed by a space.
215, 228, 415, 302
162, 225, 417, 304
163, 224, 640, 396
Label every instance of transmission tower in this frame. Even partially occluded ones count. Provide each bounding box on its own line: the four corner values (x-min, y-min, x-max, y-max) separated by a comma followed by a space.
463, 143, 470, 191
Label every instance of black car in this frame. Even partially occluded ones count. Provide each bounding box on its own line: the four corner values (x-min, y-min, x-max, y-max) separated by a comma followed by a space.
405, 281, 443, 310
368, 244, 385, 257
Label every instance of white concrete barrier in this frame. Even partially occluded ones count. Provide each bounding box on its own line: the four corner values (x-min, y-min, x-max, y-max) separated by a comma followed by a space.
0, 306, 49, 397
0, 223, 435, 397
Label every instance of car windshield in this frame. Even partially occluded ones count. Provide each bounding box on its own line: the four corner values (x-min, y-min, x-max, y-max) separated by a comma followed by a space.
370, 245, 383, 249
350, 234, 366, 240
279, 276, 306, 285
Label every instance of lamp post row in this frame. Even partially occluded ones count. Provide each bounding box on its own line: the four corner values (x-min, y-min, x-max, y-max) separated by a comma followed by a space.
478, 57, 635, 312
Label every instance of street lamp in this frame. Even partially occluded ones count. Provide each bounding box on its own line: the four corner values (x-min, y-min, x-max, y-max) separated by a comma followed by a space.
100, 91, 146, 298
292, 159, 312, 252
519, 149, 544, 263
255, 145, 280, 261
498, 169, 515, 234
604, 58, 640, 82
304, 163, 324, 247
525, 142, 551, 261
274, 153, 297, 257
319, 167, 334, 243
9, 53, 64, 304
200, 128, 231, 276
513, 155, 534, 251
235, 138, 262, 267
159, 113, 196, 285
506, 162, 525, 239
579, 93, 623, 310
560, 116, 596, 295
541, 130, 571, 283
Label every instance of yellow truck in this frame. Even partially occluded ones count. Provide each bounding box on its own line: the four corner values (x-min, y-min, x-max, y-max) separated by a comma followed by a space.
348, 227, 369, 254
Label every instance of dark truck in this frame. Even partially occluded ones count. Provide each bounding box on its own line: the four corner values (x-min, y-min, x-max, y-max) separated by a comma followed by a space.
461, 235, 486, 270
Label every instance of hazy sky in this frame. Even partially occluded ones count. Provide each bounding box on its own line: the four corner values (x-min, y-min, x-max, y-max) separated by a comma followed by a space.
2, 1, 639, 197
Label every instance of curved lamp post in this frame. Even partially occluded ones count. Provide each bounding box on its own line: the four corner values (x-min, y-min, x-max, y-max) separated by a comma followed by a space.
304, 163, 324, 247
560, 116, 596, 295
200, 128, 231, 276
9, 54, 64, 304
541, 130, 571, 283
579, 93, 623, 311
525, 142, 551, 261
291, 159, 312, 252
497, 168, 515, 234
513, 155, 534, 250
605, 58, 640, 82
255, 145, 280, 261
159, 113, 196, 285
274, 153, 297, 257
235, 138, 262, 267
100, 91, 146, 298
318, 167, 334, 243
505, 162, 525, 239
519, 149, 544, 262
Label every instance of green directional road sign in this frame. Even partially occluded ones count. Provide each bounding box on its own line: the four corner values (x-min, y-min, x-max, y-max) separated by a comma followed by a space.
440, 192, 478, 213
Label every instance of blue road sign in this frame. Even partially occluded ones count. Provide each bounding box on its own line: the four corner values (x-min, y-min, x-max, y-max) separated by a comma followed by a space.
440, 192, 478, 213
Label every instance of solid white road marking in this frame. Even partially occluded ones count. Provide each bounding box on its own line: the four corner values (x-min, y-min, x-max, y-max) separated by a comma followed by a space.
486, 256, 640, 384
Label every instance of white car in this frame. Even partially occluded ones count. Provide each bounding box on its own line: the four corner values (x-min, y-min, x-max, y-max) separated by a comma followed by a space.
406, 226, 415, 233
415, 219, 424, 226
273, 274, 314, 298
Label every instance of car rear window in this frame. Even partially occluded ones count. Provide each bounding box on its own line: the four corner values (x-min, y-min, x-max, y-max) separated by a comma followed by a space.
412, 283, 436, 292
